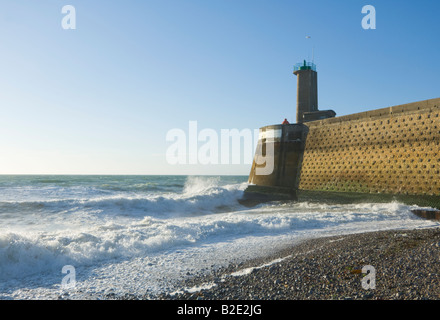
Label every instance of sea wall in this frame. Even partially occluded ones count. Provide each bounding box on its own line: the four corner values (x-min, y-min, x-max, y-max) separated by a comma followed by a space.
245, 124, 308, 201
298, 98, 440, 197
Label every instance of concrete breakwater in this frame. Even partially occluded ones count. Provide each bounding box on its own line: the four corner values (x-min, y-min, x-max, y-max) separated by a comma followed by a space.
244, 97, 440, 210
300, 97, 440, 196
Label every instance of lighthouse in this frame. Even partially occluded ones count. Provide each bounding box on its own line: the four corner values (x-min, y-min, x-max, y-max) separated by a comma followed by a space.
293, 60, 335, 123
240, 61, 336, 204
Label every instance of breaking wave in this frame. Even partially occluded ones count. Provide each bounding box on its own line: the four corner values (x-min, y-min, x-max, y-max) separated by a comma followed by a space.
0, 175, 438, 298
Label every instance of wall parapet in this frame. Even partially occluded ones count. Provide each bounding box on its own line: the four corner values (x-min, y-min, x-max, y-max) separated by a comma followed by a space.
305, 98, 440, 127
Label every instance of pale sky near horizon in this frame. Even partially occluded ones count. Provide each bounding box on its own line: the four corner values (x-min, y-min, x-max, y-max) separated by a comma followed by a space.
0, 0, 439, 175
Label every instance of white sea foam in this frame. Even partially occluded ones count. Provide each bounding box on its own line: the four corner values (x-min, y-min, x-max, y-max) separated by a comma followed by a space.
0, 175, 439, 299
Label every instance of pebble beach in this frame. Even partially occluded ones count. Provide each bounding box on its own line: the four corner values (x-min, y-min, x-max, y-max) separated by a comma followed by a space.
156, 227, 440, 300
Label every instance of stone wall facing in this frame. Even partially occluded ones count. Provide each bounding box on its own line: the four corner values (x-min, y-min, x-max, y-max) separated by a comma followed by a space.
298, 98, 440, 196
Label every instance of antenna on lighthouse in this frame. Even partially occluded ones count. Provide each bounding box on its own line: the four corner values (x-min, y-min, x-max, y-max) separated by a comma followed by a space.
305, 35, 314, 63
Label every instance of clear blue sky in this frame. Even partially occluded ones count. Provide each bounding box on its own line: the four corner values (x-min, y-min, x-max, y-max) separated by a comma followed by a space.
0, 0, 438, 175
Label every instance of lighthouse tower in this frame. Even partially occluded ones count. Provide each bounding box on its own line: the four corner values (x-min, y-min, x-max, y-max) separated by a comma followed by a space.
240, 61, 336, 204
293, 60, 335, 123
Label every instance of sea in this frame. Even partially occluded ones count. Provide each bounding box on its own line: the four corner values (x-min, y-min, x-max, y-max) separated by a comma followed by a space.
0, 175, 438, 300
